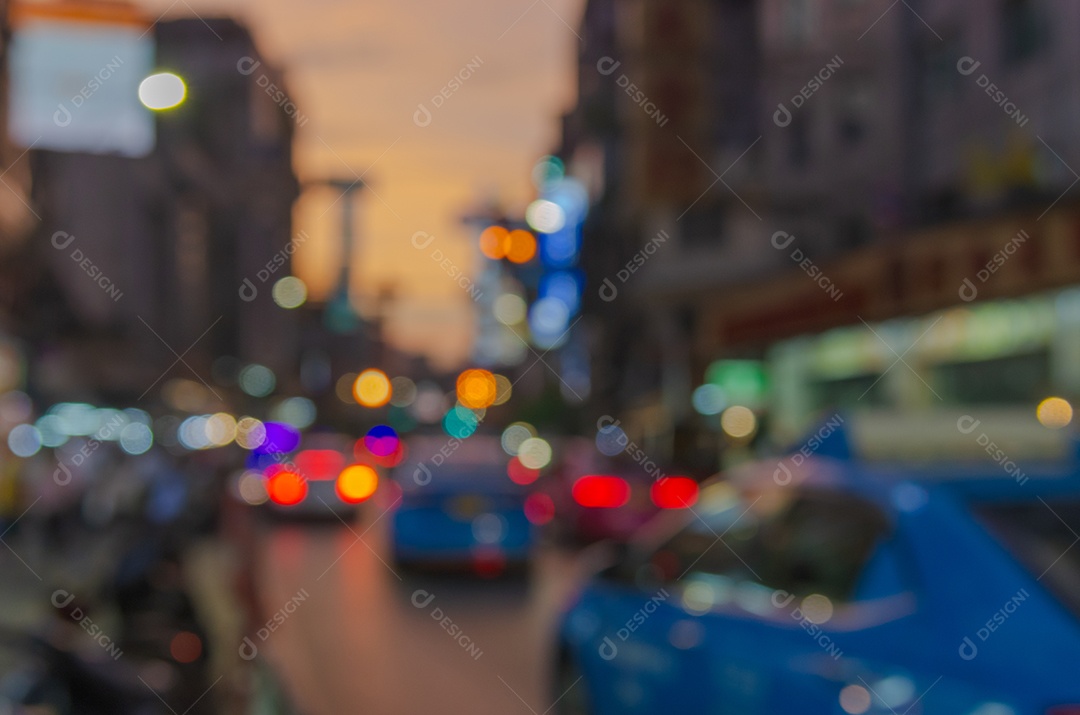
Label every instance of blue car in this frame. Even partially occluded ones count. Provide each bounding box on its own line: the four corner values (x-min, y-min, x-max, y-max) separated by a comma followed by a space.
555, 448, 1080, 714
389, 444, 535, 574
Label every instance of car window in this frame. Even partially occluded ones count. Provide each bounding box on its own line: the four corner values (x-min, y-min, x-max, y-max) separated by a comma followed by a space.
975, 499, 1080, 621
647, 488, 889, 604
759, 490, 891, 602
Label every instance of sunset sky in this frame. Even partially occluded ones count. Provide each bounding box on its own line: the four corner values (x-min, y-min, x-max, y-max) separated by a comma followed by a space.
146, 0, 584, 368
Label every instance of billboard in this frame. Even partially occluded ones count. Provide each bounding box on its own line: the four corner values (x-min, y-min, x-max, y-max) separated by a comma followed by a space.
8, 2, 155, 156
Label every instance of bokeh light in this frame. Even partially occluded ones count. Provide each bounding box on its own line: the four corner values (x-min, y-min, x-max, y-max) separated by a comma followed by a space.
691, 384, 727, 415
354, 369, 392, 407
720, 405, 757, 439
363, 425, 400, 457
239, 364, 276, 397
443, 404, 480, 439
266, 470, 307, 506
119, 423, 154, 455
254, 421, 300, 455
501, 422, 536, 455
494, 293, 527, 325
839, 684, 872, 714
524, 492, 555, 524
525, 199, 566, 233
595, 423, 627, 456
337, 464, 379, 503
531, 155, 564, 189
272, 276, 308, 309
7, 424, 41, 457
237, 471, 268, 505
410, 382, 446, 423
271, 397, 317, 429
457, 369, 497, 409
505, 230, 537, 264
139, 72, 186, 110
479, 226, 510, 260
517, 437, 552, 469
507, 457, 540, 485
235, 417, 266, 450
205, 413, 237, 447
492, 374, 512, 405
1037, 396, 1073, 429
389, 376, 417, 407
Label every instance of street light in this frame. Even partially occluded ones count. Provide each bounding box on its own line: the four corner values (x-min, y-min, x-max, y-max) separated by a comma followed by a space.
139, 72, 186, 110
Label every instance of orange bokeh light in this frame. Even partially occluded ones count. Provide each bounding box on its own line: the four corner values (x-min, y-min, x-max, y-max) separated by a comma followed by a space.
479, 226, 510, 260
353, 369, 392, 407
457, 368, 498, 409
267, 470, 307, 506
506, 229, 537, 264
336, 464, 379, 503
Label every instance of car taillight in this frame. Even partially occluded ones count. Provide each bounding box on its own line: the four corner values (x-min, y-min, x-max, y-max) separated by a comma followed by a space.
650, 477, 699, 509
294, 450, 345, 480
573, 475, 630, 508
267, 470, 307, 506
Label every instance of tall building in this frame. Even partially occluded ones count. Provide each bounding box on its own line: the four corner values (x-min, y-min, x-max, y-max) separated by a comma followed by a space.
570, 0, 1080, 460
18, 15, 300, 402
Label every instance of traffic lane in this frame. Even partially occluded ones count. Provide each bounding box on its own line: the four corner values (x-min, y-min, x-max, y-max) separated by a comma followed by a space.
251, 509, 590, 715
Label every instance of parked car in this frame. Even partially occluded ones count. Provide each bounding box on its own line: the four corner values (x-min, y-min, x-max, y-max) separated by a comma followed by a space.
554, 446, 1080, 714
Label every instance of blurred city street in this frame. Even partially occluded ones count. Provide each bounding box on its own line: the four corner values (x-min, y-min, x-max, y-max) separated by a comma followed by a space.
4, 0, 1080, 713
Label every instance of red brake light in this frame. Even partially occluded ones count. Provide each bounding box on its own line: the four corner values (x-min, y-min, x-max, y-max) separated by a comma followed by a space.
650, 477, 699, 509
294, 450, 345, 481
267, 470, 307, 506
573, 475, 630, 508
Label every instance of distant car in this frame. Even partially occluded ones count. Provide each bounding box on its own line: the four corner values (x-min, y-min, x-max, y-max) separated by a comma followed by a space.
554, 452, 1080, 715
256, 432, 378, 519
389, 436, 535, 575
546, 463, 701, 544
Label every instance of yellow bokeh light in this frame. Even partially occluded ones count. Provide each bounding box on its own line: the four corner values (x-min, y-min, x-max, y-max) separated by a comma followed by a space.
457, 369, 497, 409
336, 464, 379, 503
353, 369, 392, 407
720, 405, 757, 439
479, 226, 510, 260
505, 230, 537, 264
1037, 396, 1073, 429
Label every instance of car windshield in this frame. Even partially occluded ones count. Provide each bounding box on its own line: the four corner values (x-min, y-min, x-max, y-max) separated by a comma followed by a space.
975, 500, 1080, 620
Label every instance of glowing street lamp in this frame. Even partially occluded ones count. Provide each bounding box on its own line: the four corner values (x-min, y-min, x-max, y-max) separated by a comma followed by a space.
139, 72, 186, 110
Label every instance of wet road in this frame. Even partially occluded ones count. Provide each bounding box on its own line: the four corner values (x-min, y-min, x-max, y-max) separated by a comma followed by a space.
251, 507, 590, 715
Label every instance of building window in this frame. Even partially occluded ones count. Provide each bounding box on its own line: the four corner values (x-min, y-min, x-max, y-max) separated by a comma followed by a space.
1001, 0, 1045, 66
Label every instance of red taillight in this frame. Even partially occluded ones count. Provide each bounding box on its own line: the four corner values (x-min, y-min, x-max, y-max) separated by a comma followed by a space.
650, 477, 699, 509
294, 450, 345, 481
572, 475, 630, 508
267, 470, 307, 506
